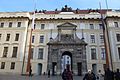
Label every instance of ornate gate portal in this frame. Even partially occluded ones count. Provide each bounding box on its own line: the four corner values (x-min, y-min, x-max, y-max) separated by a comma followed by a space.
47, 22, 87, 76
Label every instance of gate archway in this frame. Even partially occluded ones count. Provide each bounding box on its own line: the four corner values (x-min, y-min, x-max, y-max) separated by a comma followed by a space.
61, 51, 72, 72
47, 22, 87, 75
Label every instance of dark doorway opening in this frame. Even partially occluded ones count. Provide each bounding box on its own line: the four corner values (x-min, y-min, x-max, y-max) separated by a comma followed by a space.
52, 62, 57, 75
38, 63, 42, 75
77, 62, 82, 76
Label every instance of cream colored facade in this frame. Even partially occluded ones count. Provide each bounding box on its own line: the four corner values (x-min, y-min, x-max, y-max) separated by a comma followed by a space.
0, 9, 120, 75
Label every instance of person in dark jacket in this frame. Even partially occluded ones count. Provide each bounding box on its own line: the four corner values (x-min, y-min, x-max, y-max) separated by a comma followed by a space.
48, 70, 50, 78
29, 66, 32, 77
83, 69, 96, 80
62, 69, 67, 80
66, 64, 73, 80
104, 68, 114, 80
114, 69, 120, 80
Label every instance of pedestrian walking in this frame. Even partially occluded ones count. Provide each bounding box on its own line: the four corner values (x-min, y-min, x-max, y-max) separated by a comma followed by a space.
114, 69, 120, 80
28, 66, 32, 80
66, 64, 73, 80
62, 69, 67, 80
104, 68, 114, 80
29, 66, 32, 77
83, 69, 96, 80
48, 70, 50, 78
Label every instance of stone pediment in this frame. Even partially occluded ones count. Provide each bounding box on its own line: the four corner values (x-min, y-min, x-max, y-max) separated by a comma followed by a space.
57, 22, 77, 28
47, 22, 87, 46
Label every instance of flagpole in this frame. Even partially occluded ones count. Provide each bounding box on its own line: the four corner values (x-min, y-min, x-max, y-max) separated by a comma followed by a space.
21, 22, 30, 75
105, 0, 109, 10
26, 28, 32, 73
26, 0, 36, 74
99, 2, 110, 69
104, 0, 113, 70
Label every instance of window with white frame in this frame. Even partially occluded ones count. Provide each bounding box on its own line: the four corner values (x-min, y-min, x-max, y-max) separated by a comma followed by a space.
9, 22, 12, 27
6, 34, 10, 41
91, 48, 96, 60
0, 34, 1, 40
0, 23, 4, 28
100, 34, 104, 43
116, 34, 120, 42
90, 34, 95, 43
1, 62, 5, 69
101, 48, 106, 60
118, 47, 120, 59
114, 22, 119, 27
39, 35, 44, 43
41, 24, 45, 29
10, 62, 15, 70
17, 22, 21, 27
32, 36, 35, 43
12, 47, 18, 58
3, 47, 8, 57
38, 48, 43, 59
90, 24, 94, 29
15, 33, 19, 41
34, 23, 36, 29
99, 24, 103, 29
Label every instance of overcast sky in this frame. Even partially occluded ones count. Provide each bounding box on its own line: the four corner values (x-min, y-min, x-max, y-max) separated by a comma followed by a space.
0, 0, 120, 12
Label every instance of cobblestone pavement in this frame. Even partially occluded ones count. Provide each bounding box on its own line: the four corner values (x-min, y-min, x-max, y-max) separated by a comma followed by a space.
0, 74, 104, 80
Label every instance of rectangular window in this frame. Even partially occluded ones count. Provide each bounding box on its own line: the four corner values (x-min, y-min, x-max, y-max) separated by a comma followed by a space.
99, 24, 103, 29
114, 22, 119, 27
6, 34, 10, 41
90, 24, 94, 29
9, 22, 12, 27
100, 34, 104, 43
17, 22, 21, 27
116, 34, 120, 42
38, 48, 43, 59
101, 48, 106, 60
40, 35, 44, 43
0, 34, 1, 40
90, 34, 95, 43
3, 47, 8, 57
118, 47, 120, 59
31, 48, 34, 59
91, 48, 96, 60
33, 23, 36, 29
1, 62, 5, 69
41, 24, 45, 29
0, 23, 4, 27
10, 62, 15, 69
32, 36, 34, 43
15, 34, 19, 41
12, 47, 18, 58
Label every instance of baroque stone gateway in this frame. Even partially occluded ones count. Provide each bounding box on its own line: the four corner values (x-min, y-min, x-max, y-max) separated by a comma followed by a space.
47, 22, 87, 75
